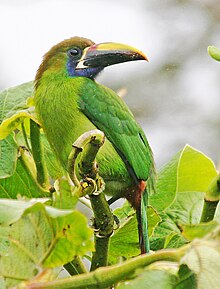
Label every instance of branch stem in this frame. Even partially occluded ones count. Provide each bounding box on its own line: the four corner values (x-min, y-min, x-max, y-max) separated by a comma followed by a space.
90, 193, 114, 271
30, 120, 49, 189
21, 121, 32, 153
200, 174, 220, 223
64, 256, 88, 275
27, 246, 188, 289
200, 200, 219, 222
67, 130, 114, 271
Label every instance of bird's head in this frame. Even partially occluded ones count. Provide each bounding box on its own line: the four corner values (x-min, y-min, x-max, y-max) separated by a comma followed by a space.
35, 36, 148, 86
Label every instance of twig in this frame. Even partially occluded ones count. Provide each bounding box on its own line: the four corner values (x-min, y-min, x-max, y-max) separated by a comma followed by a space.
200, 174, 220, 222
26, 246, 188, 289
64, 256, 88, 275
21, 121, 32, 153
30, 119, 50, 189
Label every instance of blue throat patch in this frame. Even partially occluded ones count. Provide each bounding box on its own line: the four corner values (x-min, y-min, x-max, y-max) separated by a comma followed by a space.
67, 59, 102, 79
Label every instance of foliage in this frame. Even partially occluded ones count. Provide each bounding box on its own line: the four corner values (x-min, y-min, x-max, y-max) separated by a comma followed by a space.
208, 46, 220, 62
0, 73, 219, 288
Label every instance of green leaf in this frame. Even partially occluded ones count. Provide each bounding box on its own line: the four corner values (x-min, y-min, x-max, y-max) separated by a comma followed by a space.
150, 150, 181, 211
144, 263, 196, 289
180, 233, 220, 289
117, 269, 178, 289
0, 82, 38, 140
16, 129, 64, 182
181, 221, 219, 241
0, 147, 48, 198
150, 145, 218, 213
0, 199, 94, 287
0, 134, 18, 178
0, 277, 6, 289
117, 227, 220, 289
150, 213, 186, 250
113, 200, 136, 219
208, 46, 220, 62
167, 191, 204, 225
0, 198, 49, 225
52, 178, 78, 209
0, 81, 34, 123
109, 214, 140, 260
109, 205, 161, 260
151, 146, 219, 249
175, 264, 197, 289
0, 109, 37, 140
177, 145, 218, 193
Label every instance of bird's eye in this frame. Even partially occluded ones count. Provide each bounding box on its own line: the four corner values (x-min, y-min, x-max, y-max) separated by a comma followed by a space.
68, 48, 81, 58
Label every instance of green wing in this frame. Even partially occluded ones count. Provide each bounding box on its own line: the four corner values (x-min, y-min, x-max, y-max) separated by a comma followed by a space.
78, 79, 154, 182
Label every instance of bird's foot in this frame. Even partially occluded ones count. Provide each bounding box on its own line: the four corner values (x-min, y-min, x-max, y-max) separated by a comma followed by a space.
79, 176, 105, 196
90, 216, 114, 238
91, 176, 105, 196
90, 214, 120, 238
80, 177, 105, 196
79, 177, 97, 196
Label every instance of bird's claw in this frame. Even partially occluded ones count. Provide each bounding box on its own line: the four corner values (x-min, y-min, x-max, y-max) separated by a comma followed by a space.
79, 176, 105, 196
90, 216, 114, 238
80, 177, 97, 196
91, 177, 105, 196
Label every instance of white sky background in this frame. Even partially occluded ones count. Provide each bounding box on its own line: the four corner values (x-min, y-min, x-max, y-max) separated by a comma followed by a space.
0, 0, 156, 87
0, 0, 220, 166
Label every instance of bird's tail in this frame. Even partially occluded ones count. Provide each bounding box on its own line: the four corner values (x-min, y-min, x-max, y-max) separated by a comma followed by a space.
136, 186, 149, 254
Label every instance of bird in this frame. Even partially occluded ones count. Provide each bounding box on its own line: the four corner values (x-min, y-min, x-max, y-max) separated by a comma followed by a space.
34, 36, 155, 254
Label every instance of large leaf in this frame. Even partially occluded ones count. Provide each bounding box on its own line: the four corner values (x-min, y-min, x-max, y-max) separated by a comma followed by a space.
177, 145, 218, 192
52, 178, 78, 209
0, 199, 94, 287
0, 82, 38, 140
175, 264, 197, 289
0, 147, 48, 198
150, 212, 187, 251
167, 191, 205, 225
150, 145, 218, 212
16, 129, 64, 182
150, 150, 181, 212
0, 134, 18, 179
0, 109, 38, 140
117, 269, 177, 289
109, 204, 161, 261
117, 262, 196, 289
150, 146, 219, 249
181, 221, 219, 241
0, 82, 34, 123
180, 229, 220, 289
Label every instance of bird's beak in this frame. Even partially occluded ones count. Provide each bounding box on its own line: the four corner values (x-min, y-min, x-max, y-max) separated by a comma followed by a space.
76, 42, 148, 69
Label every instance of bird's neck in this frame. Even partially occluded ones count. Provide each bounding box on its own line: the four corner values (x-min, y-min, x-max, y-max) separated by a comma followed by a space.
35, 64, 69, 89
35, 66, 102, 90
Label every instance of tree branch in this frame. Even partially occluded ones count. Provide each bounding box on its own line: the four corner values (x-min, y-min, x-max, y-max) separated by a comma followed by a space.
67, 130, 115, 271
26, 246, 188, 289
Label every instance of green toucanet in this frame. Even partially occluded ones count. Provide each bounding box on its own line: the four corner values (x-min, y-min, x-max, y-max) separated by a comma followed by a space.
34, 37, 155, 254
